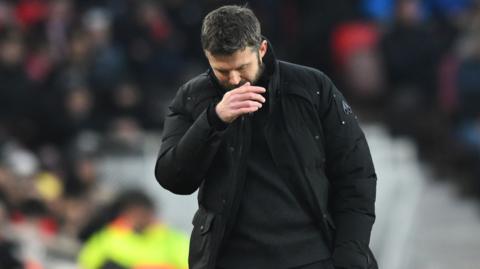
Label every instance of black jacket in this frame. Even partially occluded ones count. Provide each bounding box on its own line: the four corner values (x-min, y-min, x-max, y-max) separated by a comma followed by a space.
155, 44, 377, 269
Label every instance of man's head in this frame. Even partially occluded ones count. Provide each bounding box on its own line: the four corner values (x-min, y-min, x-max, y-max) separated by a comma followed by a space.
115, 190, 155, 232
201, 5, 267, 90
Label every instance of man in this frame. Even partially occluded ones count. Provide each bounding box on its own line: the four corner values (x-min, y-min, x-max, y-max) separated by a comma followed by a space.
155, 5, 377, 269
78, 190, 189, 269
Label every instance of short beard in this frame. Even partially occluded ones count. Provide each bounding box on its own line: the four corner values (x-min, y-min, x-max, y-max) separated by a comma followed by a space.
224, 54, 265, 91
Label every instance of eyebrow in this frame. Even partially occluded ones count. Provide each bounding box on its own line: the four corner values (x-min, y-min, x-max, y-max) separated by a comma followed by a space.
215, 63, 249, 73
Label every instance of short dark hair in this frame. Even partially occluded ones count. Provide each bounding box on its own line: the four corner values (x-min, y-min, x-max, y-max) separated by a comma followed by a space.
201, 5, 261, 55
114, 189, 155, 212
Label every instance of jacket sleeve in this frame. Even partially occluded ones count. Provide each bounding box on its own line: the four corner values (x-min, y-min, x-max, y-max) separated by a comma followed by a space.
154, 86, 226, 195
318, 74, 377, 268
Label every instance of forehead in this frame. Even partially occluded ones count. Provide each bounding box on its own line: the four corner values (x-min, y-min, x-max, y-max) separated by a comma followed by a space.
206, 47, 257, 69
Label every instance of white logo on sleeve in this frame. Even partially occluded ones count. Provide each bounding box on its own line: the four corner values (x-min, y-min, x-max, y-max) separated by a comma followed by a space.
342, 100, 353, 115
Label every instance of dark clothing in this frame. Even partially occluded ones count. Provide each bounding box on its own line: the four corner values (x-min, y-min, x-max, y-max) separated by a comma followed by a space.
457, 58, 480, 118
0, 63, 36, 145
216, 79, 330, 268
0, 241, 23, 269
155, 42, 377, 269
217, 258, 335, 269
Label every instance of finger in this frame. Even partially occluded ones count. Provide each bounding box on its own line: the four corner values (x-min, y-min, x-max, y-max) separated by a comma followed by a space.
236, 106, 260, 115
230, 92, 266, 103
224, 82, 251, 97
227, 106, 259, 120
230, 100, 263, 110
233, 85, 266, 94
228, 81, 250, 92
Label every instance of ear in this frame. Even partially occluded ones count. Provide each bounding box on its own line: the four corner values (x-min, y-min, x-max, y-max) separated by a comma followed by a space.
259, 40, 268, 59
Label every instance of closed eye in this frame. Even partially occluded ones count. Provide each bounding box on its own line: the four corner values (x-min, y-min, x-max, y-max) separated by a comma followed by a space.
215, 63, 249, 75
238, 64, 248, 70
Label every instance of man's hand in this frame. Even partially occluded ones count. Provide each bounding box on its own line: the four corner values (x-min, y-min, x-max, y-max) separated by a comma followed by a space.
215, 82, 266, 123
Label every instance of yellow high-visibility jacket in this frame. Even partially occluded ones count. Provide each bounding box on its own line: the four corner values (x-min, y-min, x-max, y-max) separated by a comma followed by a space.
78, 218, 189, 269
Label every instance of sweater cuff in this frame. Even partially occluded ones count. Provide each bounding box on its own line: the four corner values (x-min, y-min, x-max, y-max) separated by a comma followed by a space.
207, 102, 228, 131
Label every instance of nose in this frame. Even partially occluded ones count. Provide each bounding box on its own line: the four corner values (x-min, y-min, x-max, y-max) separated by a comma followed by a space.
228, 71, 241, 86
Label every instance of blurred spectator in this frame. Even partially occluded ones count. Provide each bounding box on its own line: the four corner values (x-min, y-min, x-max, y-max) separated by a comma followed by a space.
0, 191, 23, 269
115, 0, 185, 87
63, 154, 113, 205
64, 155, 97, 195
45, 0, 74, 63
456, 27, 480, 120
331, 22, 385, 117
102, 117, 144, 155
361, 0, 395, 22
381, 0, 439, 107
107, 81, 147, 126
445, 3, 480, 193
15, 0, 49, 30
0, 0, 477, 267
0, 1, 15, 31
379, 0, 451, 164
78, 190, 189, 269
83, 7, 126, 94
0, 28, 36, 146
11, 199, 57, 269
49, 85, 102, 147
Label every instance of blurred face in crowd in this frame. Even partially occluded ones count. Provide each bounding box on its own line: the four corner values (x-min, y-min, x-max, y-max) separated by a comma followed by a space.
124, 205, 155, 232
205, 40, 267, 90
397, 0, 422, 26
62, 195, 90, 236
49, 0, 72, 21
137, 0, 161, 25
0, 35, 24, 67
65, 87, 93, 117
115, 83, 140, 108
69, 33, 91, 62
74, 158, 96, 186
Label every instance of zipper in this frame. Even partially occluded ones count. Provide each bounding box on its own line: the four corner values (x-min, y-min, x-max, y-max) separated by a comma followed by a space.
208, 115, 251, 269
225, 115, 251, 227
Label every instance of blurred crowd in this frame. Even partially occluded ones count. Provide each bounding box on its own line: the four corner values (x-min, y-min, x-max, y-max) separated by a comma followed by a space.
0, 0, 479, 268
333, 0, 480, 195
